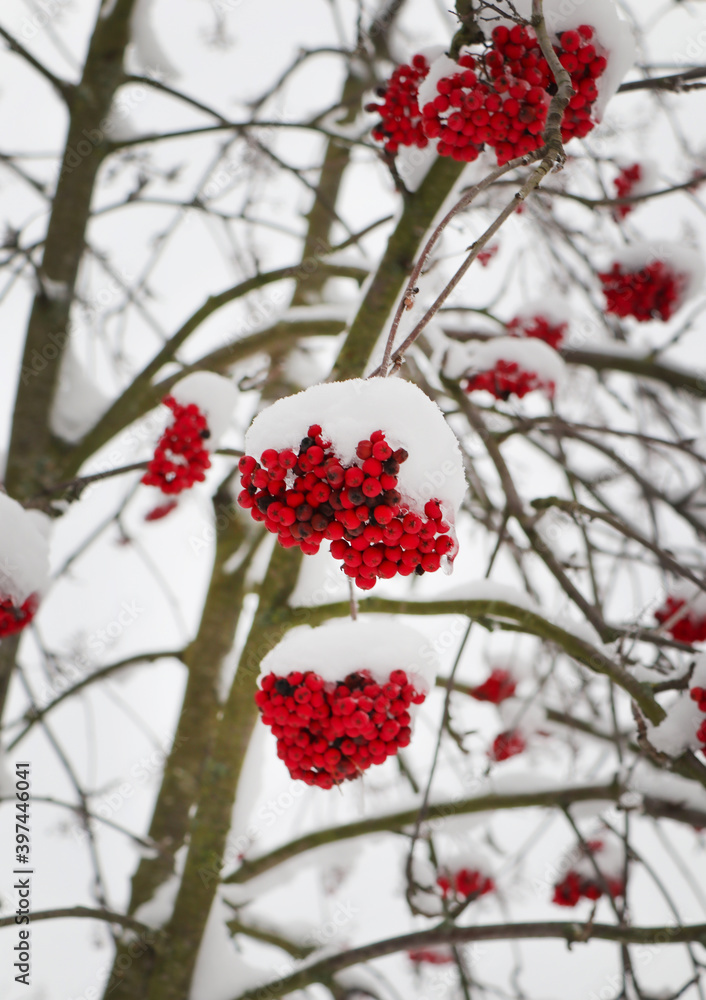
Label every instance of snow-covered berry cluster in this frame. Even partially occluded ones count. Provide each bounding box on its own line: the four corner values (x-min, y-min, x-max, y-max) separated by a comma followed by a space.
488, 728, 526, 761
654, 596, 706, 645
0, 595, 38, 639
0, 495, 49, 640
464, 358, 556, 400
367, 54, 430, 155
437, 867, 495, 901
598, 260, 686, 322
468, 667, 516, 704
552, 839, 624, 906
371, 23, 608, 166
613, 163, 642, 218
238, 425, 455, 590
507, 312, 567, 349
255, 667, 426, 789
142, 396, 211, 495
423, 25, 606, 165
690, 685, 706, 751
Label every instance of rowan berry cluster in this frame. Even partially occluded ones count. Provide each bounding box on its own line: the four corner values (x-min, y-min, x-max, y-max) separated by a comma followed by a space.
488, 728, 526, 761
367, 54, 430, 155
689, 685, 706, 751
552, 841, 624, 906
142, 396, 212, 494
654, 596, 706, 644
255, 667, 426, 788
598, 260, 685, 322
613, 163, 642, 218
376, 23, 607, 166
0, 594, 38, 638
468, 667, 516, 704
237, 425, 455, 590
437, 867, 495, 900
507, 312, 567, 349
463, 359, 555, 400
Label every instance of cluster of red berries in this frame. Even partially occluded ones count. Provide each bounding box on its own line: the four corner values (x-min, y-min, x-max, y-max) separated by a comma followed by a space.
689, 685, 706, 752
237, 426, 455, 590
437, 867, 495, 900
489, 728, 526, 761
598, 260, 685, 322
507, 312, 567, 349
0, 594, 38, 638
553, 841, 624, 906
142, 396, 212, 495
424, 25, 605, 165
654, 596, 706, 644
464, 359, 555, 401
613, 163, 642, 218
371, 24, 607, 166
468, 667, 516, 704
408, 948, 454, 965
477, 244, 499, 267
255, 667, 426, 788
367, 54, 430, 155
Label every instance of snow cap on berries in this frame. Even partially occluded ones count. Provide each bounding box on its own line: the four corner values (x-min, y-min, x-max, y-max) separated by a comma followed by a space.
258, 619, 437, 695
170, 372, 238, 447
647, 653, 706, 757
598, 241, 703, 321
244, 378, 467, 517
0, 493, 50, 605
444, 337, 565, 398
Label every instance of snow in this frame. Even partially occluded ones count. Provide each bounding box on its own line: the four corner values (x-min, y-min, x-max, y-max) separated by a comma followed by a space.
571, 828, 624, 882
129, 0, 179, 80
41, 277, 70, 302
443, 336, 566, 387
629, 759, 706, 814
604, 241, 704, 308
498, 696, 546, 738
417, 53, 460, 114
257, 619, 439, 694
510, 298, 572, 328
171, 371, 238, 447
660, 579, 706, 619
189, 892, 271, 1000
244, 377, 468, 517
50, 346, 110, 444
0, 493, 50, 605
646, 656, 706, 757
133, 844, 187, 929
439, 580, 540, 613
